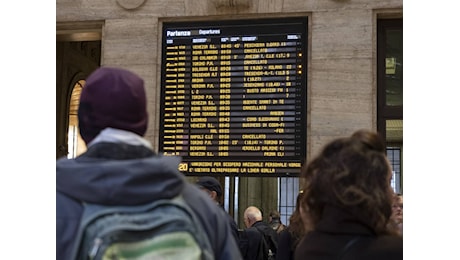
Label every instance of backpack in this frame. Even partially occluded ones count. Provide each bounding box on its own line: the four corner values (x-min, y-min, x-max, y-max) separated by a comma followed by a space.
254, 225, 278, 260
69, 195, 214, 260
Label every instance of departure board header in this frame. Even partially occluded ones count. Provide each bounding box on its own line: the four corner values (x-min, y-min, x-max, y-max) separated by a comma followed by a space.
159, 17, 308, 176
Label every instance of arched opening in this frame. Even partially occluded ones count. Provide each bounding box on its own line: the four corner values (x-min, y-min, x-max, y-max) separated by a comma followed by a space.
56, 21, 102, 159
67, 80, 87, 158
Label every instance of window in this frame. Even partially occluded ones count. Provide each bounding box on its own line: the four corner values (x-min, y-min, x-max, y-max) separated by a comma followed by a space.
278, 177, 299, 225
387, 147, 402, 193
378, 18, 403, 193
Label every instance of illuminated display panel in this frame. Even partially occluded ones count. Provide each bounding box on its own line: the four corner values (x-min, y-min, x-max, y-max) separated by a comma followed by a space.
159, 17, 307, 176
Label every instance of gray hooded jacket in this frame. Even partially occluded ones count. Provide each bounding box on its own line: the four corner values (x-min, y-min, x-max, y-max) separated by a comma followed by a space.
56, 130, 242, 260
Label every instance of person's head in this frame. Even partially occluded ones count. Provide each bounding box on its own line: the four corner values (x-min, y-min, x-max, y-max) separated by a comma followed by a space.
391, 193, 403, 224
78, 67, 148, 145
243, 206, 263, 228
269, 210, 281, 223
196, 177, 223, 204
299, 129, 394, 235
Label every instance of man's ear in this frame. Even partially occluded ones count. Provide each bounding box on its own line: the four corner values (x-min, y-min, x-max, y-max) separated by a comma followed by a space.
210, 190, 218, 201
246, 217, 254, 228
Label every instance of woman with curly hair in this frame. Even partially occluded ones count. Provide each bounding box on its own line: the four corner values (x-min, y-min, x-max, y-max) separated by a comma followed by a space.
294, 129, 403, 260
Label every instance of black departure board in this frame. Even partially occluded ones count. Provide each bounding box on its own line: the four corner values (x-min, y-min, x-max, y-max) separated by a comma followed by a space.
159, 17, 307, 176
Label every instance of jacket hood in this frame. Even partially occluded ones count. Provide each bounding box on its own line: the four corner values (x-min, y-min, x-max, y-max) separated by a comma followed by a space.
56, 155, 185, 205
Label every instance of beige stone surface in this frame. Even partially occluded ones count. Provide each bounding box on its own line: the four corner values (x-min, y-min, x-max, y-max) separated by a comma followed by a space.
56, 0, 402, 157
307, 9, 376, 155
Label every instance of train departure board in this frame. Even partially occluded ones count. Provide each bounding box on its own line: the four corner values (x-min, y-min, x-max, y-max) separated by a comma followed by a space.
159, 17, 307, 176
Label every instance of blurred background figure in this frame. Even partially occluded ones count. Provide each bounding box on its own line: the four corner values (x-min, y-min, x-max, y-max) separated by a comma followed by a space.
276, 191, 307, 260
390, 193, 403, 236
269, 210, 286, 234
196, 176, 240, 245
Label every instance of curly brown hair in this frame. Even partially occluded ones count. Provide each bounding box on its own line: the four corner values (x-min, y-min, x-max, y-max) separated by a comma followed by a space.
299, 129, 395, 235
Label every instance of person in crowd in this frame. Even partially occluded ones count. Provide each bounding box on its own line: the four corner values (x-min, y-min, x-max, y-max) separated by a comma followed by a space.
389, 193, 403, 235
240, 206, 279, 260
56, 67, 242, 260
268, 210, 286, 234
276, 191, 308, 260
196, 176, 240, 245
294, 129, 403, 260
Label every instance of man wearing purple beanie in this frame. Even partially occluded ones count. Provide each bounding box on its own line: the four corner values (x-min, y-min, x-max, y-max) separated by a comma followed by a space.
56, 67, 242, 260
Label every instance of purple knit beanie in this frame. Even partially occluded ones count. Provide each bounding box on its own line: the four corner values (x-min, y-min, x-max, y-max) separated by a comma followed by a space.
78, 67, 148, 144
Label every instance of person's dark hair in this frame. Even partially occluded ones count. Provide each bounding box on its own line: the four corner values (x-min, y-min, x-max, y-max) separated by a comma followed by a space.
269, 210, 281, 219
299, 129, 394, 235
196, 177, 223, 203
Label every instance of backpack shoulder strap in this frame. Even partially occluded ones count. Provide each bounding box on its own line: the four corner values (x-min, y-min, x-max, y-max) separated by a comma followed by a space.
254, 225, 277, 251
69, 201, 97, 260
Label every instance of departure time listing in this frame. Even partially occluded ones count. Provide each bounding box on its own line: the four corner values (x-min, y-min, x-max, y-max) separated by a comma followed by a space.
160, 18, 307, 176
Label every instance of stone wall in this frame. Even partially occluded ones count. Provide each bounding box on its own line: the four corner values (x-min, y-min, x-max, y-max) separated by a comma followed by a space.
57, 0, 402, 156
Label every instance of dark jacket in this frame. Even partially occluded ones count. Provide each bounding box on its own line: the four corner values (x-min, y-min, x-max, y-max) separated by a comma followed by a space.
225, 211, 241, 249
56, 141, 242, 260
240, 220, 279, 260
240, 226, 264, 260
294, 206, 403, 260
276, 228, 295, 260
